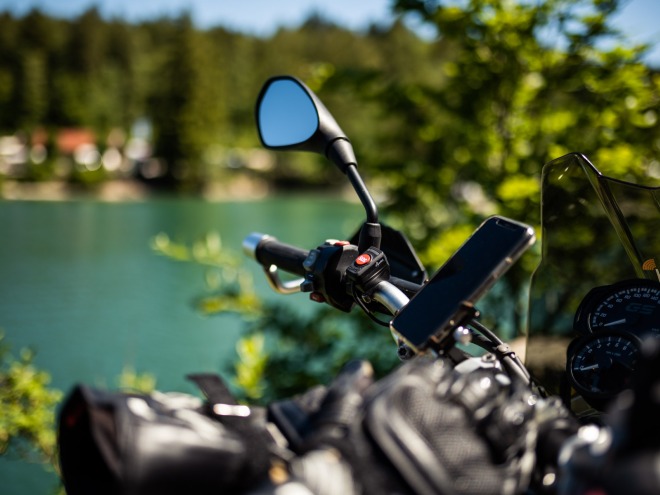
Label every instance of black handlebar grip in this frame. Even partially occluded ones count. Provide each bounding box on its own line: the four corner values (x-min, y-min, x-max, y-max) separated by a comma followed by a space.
243, 233, 310, 277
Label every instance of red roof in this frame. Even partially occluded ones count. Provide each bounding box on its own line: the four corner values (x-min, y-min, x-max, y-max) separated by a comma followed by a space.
56, 128, 96, 154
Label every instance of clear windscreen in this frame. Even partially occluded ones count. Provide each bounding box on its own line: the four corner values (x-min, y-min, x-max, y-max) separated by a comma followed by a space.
526, 153, 660, 413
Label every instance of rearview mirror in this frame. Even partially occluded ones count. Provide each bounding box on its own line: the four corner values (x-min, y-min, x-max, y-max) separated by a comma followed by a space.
255, 75, 357, 175
257, 78, 319, 148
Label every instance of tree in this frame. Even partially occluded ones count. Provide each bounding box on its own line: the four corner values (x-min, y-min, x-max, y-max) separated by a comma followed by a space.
312, 0, 660, 334
149, 15, 227, 188
356, 0, 660, 257
17, 50, 48, 130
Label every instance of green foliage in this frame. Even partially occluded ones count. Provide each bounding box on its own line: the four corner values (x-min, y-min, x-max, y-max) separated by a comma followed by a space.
149, 15, 228, 187
0, 332, 62, 469
3, 2, 655, 199
116, 365, 157, 394
241, 303, 398, 404
234, 334, 268, 401
151, 231, 262, 314
357, 0, 660, 261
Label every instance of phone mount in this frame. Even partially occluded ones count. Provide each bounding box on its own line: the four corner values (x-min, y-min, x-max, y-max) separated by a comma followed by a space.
426, 301, 480, 354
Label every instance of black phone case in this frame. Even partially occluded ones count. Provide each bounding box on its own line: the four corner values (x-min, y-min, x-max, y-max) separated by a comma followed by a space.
390, 216, 535, 351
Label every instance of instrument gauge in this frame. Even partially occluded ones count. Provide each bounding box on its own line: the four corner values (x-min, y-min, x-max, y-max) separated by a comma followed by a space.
574, 279, 660, 337
567, 330, 641, 399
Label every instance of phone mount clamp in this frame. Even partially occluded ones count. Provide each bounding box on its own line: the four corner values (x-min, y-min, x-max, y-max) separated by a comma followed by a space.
427, 301, 480, 355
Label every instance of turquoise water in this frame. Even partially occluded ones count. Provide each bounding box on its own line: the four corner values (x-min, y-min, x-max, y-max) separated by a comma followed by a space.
0, 195, 364, 493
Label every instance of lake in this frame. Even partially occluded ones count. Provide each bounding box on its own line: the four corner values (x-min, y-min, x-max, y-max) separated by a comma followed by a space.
0, 194, 364, 493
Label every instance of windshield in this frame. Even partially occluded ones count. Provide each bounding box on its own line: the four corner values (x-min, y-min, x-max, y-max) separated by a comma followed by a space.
526, 153, 660, 415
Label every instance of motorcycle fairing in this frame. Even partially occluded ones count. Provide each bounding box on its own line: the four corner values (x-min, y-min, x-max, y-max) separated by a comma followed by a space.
526, 152, 660, 413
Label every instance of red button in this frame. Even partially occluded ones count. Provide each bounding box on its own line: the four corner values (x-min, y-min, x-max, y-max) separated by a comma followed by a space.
356, 253, 371, 266
310, 292, 326, 303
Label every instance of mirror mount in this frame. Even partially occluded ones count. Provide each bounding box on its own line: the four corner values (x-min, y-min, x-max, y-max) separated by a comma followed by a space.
326, 137, 357, 174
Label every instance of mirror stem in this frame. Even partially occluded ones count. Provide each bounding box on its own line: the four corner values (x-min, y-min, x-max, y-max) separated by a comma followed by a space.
346, 164, 378, 224
358, 221, 381, 251
345, 164, 381, 251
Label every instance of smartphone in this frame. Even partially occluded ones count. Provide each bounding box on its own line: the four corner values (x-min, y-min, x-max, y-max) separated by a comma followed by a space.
390, 216, 535, 352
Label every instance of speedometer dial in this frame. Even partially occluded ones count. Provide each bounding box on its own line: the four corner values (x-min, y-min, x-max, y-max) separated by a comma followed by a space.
575, 279, 660, 337
569, 279, 660, 410
568, 330, 641, 399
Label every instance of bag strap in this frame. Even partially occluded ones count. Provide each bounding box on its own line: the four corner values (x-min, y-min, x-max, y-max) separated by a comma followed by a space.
186, 373, 237, 405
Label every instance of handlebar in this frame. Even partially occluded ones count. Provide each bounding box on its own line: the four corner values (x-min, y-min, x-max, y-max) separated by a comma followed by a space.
370, 280, 410, 315
243, 233, 310, 277
242, 232, 411, 316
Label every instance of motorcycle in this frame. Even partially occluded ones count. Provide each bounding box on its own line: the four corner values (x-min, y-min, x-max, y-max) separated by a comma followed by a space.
248, 75, 660, 415
244, 75, 660, 492
57, 75, 660, 495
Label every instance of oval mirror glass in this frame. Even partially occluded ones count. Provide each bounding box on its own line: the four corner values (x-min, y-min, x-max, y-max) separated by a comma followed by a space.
258, 79, 319, 148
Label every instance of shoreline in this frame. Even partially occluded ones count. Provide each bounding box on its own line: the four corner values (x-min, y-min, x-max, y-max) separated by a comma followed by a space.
0, 175, 272, 202
0, 176, 358, 203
